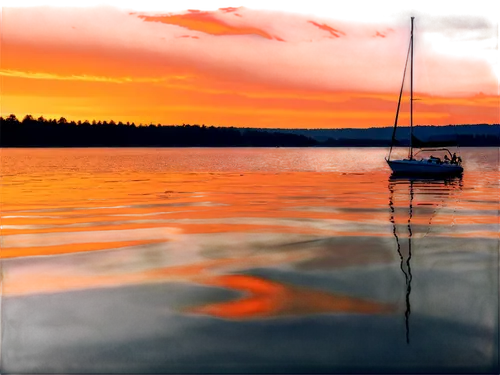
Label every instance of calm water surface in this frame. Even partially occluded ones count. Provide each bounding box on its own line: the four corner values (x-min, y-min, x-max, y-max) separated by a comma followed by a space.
0, 147, 498, 373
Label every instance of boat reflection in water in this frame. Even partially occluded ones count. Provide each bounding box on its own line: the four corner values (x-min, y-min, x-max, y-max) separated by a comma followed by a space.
388, 175, 498, 367
388, 174, 462, 344
388, 178, 413, 345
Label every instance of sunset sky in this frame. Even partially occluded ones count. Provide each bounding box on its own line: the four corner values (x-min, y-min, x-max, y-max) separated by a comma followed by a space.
1, 1, 498, 128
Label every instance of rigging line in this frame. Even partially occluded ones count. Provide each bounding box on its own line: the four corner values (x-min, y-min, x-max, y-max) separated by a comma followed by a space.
388, 35, 412, 161
454, 123, 461, 154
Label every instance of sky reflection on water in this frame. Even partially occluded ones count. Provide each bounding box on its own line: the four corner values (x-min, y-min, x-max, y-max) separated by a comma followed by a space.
0, 148, 498, 373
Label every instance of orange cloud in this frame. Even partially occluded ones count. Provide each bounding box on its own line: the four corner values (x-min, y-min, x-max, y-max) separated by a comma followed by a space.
0, 69, 168, 83
308, 20, 346, 38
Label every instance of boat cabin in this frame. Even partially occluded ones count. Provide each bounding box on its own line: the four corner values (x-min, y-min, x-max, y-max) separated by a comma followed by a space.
415, 148, 462, 166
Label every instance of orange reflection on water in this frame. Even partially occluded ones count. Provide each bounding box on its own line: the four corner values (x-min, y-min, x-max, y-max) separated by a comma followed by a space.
2, 241, 395, 320
1, 148, 498, 314
2, 243, 312, 297
2, 226, 179, 251
189, 274, 394, 319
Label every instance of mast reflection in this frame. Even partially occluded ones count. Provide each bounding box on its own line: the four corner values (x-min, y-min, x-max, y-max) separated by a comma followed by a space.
388, 175, 462, 344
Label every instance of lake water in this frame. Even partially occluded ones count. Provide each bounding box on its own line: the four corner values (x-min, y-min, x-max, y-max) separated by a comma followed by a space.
0, 147, 498, 373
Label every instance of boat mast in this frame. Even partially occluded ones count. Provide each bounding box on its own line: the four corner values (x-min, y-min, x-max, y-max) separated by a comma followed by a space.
409, 17, 414, 160
387, 22, 412, 162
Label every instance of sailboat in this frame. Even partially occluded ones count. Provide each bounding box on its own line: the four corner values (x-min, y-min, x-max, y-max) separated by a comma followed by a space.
386, 17, 463, 176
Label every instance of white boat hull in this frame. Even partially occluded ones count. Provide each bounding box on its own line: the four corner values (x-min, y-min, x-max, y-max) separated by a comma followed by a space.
387, 159, 463, 176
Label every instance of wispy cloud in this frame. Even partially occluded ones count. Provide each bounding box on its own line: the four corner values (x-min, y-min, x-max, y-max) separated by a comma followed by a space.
137, 10, 280, 40
372, 31, 388, 40
0, 69, 189, 83
157, 106, 448, 120
308, 21, 346, 38
356, 94, 500, 108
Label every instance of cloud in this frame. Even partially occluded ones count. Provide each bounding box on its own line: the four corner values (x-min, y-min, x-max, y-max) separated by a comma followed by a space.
307, 21, 346, 38
3, 6, 496, 95
137, 10, 279, 40
351, 94, 500, 108
391, 8, 500, 75
0, 69, 190, 84
372, 31, 388, 40
158, 106, 448, 120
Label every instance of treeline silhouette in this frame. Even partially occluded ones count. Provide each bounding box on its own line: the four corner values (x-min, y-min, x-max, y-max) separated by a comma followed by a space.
0, 115, 316, 147
1, 114, 498, 147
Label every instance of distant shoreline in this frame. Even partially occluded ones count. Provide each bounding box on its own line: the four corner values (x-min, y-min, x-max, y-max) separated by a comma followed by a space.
1, 115, 499, 147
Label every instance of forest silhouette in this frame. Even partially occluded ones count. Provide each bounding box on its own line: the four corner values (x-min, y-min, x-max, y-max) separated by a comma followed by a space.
1, 114, 498, 147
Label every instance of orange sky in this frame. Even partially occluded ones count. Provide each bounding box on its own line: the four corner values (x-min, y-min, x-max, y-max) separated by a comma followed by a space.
1, 6, 498, 128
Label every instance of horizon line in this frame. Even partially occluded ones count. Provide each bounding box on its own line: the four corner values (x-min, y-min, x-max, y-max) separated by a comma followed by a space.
1, 114, 498, 130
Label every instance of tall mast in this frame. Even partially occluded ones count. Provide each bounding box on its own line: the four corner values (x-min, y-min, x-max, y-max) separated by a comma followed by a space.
388, 21, 412, 162
409, 17, 414, 160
